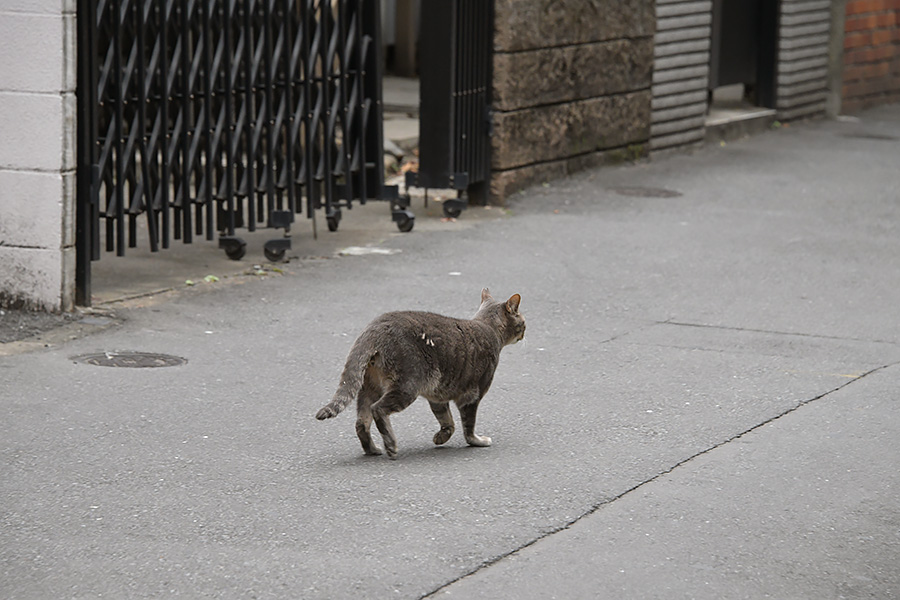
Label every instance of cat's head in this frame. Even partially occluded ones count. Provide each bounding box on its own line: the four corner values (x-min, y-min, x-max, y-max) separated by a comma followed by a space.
478, 288, 526, 345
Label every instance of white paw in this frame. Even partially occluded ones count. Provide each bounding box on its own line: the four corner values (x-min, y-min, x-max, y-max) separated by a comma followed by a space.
466, 434, 492, 447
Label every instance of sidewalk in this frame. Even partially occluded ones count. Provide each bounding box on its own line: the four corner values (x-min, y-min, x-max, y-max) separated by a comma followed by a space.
2, 104, 899, 599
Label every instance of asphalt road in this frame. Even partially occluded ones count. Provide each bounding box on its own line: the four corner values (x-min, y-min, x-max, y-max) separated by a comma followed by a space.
2, 105, 899, 598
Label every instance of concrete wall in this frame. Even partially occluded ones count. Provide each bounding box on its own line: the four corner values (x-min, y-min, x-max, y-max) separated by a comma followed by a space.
0, 0, 76, 311
490, 0, 655, 202
842, 0, 900, 112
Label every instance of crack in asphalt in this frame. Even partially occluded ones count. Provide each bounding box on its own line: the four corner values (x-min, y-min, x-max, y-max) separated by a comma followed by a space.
661, 320, 900, 346
420, 361, 898, 599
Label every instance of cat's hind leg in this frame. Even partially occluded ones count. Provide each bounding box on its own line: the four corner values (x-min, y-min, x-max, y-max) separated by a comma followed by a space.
371, 387, 417, 459
355, 381, 383, 456
428, 401, 455, 445
458, 396, 492, 447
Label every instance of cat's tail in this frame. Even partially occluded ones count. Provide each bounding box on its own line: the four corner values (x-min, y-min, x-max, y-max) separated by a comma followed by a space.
315, 338, 374, 420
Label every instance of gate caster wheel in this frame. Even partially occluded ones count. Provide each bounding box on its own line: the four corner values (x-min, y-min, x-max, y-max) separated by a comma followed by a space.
392, 204, 415, 232
396, 215, 414, 232
264, 246, 286, 262
219, 237, 247, 260
326, 216, 340, 232
263, 238, 291, 263
442, 204, 462, 219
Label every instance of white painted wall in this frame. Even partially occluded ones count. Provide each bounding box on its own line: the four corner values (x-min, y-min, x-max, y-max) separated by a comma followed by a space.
0, 0, 76, 311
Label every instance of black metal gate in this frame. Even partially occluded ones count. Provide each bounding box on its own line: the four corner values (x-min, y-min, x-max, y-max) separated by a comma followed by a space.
75, 0, 396, 305
402, 0, 494, 218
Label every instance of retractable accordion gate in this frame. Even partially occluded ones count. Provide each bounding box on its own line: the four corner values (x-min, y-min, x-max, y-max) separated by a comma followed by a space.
75, 0, 401, 305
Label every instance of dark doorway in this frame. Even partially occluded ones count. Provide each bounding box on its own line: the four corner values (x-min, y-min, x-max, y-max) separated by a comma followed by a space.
709, 0, 779, 108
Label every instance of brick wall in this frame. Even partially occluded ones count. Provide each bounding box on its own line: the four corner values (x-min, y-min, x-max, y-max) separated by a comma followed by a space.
842, 0, 900, 112
490, 0, 654, 202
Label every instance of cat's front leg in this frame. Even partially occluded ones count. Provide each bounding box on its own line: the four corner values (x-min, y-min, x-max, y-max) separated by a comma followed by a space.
428, 401, 455, 445
459, 397, 492, 447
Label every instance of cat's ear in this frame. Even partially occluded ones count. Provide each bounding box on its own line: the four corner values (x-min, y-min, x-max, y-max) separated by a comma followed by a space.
506, 294, 521, 314
481, 287, 492, 304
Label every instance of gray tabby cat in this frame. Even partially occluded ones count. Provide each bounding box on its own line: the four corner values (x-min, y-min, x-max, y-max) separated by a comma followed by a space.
316, 288, 525, 458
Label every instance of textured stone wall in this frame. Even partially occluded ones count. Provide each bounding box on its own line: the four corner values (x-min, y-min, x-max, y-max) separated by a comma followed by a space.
491, 0, 655, 202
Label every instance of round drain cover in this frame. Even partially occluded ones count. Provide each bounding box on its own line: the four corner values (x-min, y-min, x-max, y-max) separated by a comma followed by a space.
611, 186, 683, 198
72, 351, 187, 368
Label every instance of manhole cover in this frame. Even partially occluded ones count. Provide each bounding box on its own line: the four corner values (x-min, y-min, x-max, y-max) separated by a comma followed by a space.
71, 351, 188, 368
840, 132, 899, 141
611, 186, 683, 198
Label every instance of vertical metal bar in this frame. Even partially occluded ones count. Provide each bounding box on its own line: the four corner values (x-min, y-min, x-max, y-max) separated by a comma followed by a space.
481, 0, 495, 190
463, 0, 471, 181
452, 0, 461, 179
179, 0, 193, 242
112, 0, 126, 255
351, 1, 366, 202
307, 0, 323, 215
319, 0, 334, 219
125, 3, 139, 250
466, 3, 484, 182
300, 0, 316, 219
292, 0, 303, 211
192, 8, 204, 237
279, 0, 296, 216
336, 0, 350, 198
361, 0, 386, 199
474, 0, 482, 182
222, 0, 237, 236
201, 0, 215, 239
478, 0, 485, 179
242, 0, 258, 231
254, 2, 266, 228
76, 0, 99, 305
137, 0, 160, 252
459, 0, 467, 180
262, 0, 277, 220
474, 0, 483, 182
468, 0, 476, 180
464, 0, 471, 182
160, 0, 171, 248
459, 0, 466, 181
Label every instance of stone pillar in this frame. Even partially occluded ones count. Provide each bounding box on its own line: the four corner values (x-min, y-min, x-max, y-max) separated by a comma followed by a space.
0, 1, 76, 312
490, 0, 655, 203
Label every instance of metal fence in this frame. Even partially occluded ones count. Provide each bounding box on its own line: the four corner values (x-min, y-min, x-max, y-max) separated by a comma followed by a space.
405, 0, 493, 217
76, 0, 395, 304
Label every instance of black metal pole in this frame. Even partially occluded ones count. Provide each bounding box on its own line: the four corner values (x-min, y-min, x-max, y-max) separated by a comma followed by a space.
361, 0, 386, 199
75, 0, 99, 306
